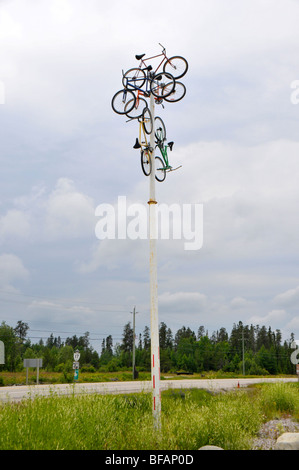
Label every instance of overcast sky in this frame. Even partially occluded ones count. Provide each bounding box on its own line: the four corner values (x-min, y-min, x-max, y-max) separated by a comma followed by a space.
1, 0, 299, 352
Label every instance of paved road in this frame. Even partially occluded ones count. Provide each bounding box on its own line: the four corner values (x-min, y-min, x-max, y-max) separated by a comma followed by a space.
0, 377, 297, 403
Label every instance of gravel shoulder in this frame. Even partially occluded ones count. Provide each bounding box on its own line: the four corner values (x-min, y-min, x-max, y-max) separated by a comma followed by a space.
251, 417, 299, 450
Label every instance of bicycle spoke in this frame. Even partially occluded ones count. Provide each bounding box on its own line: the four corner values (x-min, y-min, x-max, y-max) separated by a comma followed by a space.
163, 56, 188, 79
141, 150, 152, 176
164, 82, 186, 103
155, 156, 166, 182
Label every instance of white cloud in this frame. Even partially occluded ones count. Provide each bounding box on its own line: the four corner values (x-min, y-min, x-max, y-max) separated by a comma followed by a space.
44, 178, 95, 240
26, 298, 96, 325
159, 291, 207, 310
274, 286, 299, 308
0, 209, 31, 241
0, 253, 29, 287
230, 297, 254, 310
249, 309, 287, 327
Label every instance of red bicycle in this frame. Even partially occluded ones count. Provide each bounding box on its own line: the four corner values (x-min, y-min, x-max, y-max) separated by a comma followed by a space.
135, 43, 188, 80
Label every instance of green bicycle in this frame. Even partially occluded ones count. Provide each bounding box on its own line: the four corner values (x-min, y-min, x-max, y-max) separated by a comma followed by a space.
154, 116, 181, 181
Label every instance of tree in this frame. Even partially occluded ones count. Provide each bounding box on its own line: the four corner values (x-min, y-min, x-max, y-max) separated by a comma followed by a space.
159, 322, 173, 350
174, 326, 196, 350
100, 335, 113, 365
14, 321, 29, 343
197, 325, 205, 340
143, 326, 150, 350
121, 322, 133, 353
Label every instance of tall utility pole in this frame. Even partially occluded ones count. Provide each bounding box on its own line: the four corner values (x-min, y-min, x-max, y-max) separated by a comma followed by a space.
148, 93, 161, 429
131, 306, 138, 379
242, 330, 245, 375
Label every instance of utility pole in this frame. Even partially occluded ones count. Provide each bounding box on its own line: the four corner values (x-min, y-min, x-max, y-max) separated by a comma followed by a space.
148, 92, 161, 430
242, 330, 245, 375
111, 46, 188, 431
131, 306, 138, 379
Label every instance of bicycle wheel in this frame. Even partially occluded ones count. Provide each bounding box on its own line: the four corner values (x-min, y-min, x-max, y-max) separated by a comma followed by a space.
163, 56, 188, 79
122, 68, 146, 90
141, 149, 152, 176
111, 89, 136, 115
155, 156, 166, 182
154, 116, 166, 142
150, 72, 175, 99
142, 107, 153, 135
164, 82, 186, 103
125, 97, 148, 119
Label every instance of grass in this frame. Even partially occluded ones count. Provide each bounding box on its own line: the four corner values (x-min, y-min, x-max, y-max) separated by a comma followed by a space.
258, 382, 299, 420
0, 383, 297, 450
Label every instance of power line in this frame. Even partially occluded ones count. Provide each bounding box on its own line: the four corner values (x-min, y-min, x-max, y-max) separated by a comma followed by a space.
0, 289, 129, 311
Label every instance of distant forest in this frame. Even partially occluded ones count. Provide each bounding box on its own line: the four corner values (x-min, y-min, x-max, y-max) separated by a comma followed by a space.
0, 320, 297, 376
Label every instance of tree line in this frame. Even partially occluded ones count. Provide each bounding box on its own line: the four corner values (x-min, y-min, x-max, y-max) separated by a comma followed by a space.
0, 320, 297, 376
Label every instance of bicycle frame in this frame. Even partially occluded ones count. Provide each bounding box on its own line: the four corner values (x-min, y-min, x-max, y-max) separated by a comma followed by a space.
123, 68, 153, 97
137, 43, 168, 75
132, 115, 153, 153
156, 141, 173, 170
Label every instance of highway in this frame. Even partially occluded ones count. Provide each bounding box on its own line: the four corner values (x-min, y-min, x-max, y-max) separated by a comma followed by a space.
0, 377, 297, 403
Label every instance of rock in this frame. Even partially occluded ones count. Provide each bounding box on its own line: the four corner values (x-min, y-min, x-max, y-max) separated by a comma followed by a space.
198, 445, 223, 450
275, 433, 299, 450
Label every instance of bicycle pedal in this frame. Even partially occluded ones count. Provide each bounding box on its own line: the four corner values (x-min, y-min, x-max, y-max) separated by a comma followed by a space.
167, 165, 182, 172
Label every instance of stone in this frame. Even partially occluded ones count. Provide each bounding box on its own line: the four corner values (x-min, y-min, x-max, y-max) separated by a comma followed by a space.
198, 445, 223, 450
275, 433, 299, 450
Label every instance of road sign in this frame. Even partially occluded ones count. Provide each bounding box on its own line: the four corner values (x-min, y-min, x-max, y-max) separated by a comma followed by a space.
74, 369, 79, 380
73, 361, 79, 369
74, 350, 80, 361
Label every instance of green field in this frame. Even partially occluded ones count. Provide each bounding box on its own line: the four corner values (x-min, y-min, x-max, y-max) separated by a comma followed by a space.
0, 382, 298, 450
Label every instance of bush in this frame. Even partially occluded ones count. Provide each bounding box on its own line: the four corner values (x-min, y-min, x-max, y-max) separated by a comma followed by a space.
81, 365, 96, 373
259, 382, 299, 417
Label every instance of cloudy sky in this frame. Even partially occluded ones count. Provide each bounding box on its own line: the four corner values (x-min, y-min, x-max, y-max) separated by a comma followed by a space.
1, 0, 299, 352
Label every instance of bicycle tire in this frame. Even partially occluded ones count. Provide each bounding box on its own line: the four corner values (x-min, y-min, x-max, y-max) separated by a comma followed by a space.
142, 107, 153, 135
125, 97, 148, 119
122, 68, 146, 90
163, 56, 188, 79
154, 116, 166, 142
111, 89, 136, 115
155, 156, 166, 182
164, 82, 186, 103
150, 72, 175, 99
141, 149, 152, 176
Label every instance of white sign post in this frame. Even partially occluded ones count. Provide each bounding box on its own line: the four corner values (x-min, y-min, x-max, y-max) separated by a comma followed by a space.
73, 350, 80, 381
23, 358, 43, 385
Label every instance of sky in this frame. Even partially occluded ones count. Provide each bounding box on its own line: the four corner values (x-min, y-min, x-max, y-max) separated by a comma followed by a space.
0, 0, 299, 353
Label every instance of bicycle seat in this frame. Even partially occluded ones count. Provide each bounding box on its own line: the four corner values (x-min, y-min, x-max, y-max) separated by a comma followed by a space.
168, 141, 174, 151
135, 54, 145, 60
133, 138, 141, 149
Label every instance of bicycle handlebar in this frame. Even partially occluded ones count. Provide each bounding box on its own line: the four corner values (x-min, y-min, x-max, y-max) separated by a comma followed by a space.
158, 43, 166, 53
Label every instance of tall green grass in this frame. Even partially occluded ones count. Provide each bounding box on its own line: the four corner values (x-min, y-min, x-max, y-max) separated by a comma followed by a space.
259, 382, 299, 419
0, 383, 297, 450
